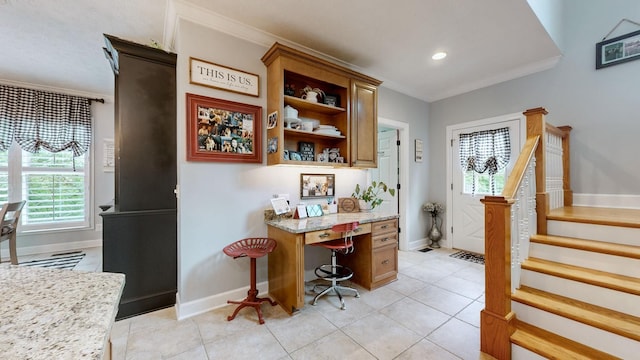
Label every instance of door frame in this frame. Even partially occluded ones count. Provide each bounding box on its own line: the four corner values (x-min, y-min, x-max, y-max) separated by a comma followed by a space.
378, 117, 409, 251
445, 112, 526, 249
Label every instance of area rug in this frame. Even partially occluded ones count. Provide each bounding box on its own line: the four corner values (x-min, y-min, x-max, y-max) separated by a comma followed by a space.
449, 250, 485, 265
20, 251, 86, 270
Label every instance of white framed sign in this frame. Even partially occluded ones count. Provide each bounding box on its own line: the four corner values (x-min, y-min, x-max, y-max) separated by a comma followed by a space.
190, 57, 259, 97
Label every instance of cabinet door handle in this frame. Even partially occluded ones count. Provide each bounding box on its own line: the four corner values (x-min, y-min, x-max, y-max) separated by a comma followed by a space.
381, 237, 389, 242
380, 225, 388, 229
381, 259, 389, 265
319, 233, 331, 238
353, 228, 361, 233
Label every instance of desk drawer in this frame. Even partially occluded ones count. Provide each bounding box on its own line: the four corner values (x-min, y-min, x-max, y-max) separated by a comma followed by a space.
372, 243, 397, 283
373, 231, 398, 248
305, 223, 371, 245
371, 219, 398, 235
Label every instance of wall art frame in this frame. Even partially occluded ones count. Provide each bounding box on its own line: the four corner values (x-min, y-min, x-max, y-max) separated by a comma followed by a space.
596, 29, 640, 69
300, 173, 335, 198
186, 93, 262, 163
189, 57, 260, 97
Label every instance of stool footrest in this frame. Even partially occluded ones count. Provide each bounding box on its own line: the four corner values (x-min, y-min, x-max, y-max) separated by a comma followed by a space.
315, 264, 353, 282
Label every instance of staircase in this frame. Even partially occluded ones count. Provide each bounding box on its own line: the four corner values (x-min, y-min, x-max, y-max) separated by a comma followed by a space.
510, 206, 640, 359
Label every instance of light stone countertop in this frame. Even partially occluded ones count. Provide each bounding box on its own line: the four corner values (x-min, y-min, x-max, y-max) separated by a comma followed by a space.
0, 265, 125, 360
265, 212, 399, 233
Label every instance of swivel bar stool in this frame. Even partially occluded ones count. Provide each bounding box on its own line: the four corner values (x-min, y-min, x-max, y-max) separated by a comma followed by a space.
223, 237, 277, 324
311, 221, 360, 310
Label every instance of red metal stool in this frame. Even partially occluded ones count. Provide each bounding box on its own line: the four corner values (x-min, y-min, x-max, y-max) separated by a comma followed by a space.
223, 238, 277, 324
311, 221, 360, 310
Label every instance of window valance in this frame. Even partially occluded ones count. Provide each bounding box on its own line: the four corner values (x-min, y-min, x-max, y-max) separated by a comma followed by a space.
0, 84, 92, 156
459, 127, 511, 195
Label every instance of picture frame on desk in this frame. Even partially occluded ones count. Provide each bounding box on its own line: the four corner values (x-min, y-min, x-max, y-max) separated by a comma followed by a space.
186, 93, 262, 163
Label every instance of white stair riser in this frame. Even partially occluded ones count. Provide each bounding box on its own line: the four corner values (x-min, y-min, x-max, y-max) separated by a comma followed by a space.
512, 344, 547, 360
548, 220, 640, 245
529, 243, 640, 277
520, 269, 640, 317
512, 302, 639, 359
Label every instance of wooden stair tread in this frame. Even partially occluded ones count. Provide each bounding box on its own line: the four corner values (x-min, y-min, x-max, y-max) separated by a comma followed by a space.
511, 320, 621, 360
522, 257, 640, 295
530, 234, 640, 259
512, 286, 640, 341
547, 206, 640, 228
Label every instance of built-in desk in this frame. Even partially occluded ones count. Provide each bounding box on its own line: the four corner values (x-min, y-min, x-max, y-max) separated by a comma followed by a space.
266, 212, 399, 314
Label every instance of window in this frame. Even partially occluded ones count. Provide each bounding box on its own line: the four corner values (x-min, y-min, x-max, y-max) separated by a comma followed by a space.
0, 142, 90, 232
463, 169, 506, 195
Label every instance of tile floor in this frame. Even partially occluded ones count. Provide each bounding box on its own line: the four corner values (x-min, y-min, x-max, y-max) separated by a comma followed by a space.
104, 248, 486, 360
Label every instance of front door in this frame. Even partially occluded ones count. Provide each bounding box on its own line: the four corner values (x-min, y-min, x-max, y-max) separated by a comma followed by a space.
450, 116, 522, 254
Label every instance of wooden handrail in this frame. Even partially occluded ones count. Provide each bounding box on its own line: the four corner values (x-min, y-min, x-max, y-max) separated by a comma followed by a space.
502, 136, 540, 199
480, 107, 573, 359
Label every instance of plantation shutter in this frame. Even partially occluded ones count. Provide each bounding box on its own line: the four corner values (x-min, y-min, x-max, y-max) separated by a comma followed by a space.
459, 127, 511, 195
0, 84, 92, 156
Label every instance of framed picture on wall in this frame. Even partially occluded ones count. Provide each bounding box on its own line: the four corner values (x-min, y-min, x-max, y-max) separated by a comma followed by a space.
596, 29, 640, 69
300, 173, 335, 198
186, 93, 262, 163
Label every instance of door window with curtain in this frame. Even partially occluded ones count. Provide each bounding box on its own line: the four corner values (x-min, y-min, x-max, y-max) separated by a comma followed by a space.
459, 127, 511, 196
0, 84, 92, 231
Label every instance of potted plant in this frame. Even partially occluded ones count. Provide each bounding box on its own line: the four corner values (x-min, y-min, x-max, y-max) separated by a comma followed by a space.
352, 181, 395, 211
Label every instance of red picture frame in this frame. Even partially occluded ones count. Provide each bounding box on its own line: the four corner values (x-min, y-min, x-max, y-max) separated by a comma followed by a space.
186, 93, 262, 163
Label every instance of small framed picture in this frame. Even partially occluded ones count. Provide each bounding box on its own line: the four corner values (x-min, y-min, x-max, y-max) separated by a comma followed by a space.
323, 94, 340, 107
267, 111, 278, 129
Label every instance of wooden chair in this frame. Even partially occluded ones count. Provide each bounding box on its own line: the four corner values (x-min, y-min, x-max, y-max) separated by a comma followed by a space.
0, 201, 26, 265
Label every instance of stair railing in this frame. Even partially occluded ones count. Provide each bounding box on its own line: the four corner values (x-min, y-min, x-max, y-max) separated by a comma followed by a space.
479, 107, 572, 359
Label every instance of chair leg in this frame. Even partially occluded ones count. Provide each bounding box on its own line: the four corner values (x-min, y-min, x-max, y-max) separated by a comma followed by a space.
9, 233, 17, 265
227, 258, 276, 324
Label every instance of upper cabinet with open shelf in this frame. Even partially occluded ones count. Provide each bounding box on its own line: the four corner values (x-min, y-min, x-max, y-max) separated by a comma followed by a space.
261, 43, 381, 168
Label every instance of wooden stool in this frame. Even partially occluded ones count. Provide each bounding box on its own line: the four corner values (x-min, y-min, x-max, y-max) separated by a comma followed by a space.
223, 238, 277, 324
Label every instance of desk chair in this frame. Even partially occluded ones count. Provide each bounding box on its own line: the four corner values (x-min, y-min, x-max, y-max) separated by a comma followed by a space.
311, 221, 360, 310
223, 238, 277, 324
0, 201, 26, 265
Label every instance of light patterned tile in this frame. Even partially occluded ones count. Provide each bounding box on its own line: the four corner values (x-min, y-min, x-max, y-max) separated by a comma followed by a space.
204, 325, 287, 359
342, 312, 421, 359
427, 318, 480, 360
290, 330, 376, 360
384, 273, 428, 296
456, 300, 484, 328
266, 310, 337, 353
434, 275, 485, 299
378, 297, 450, 337
357, 285, 404, 310
395, 338, 461, 360
126, 319, 201, 359
409, 284, 475, 316
166, 345, 208, 360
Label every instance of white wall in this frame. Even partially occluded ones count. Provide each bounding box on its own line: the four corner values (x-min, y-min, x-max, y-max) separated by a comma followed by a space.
174, 20, 371, 304
429, 0, 640, 206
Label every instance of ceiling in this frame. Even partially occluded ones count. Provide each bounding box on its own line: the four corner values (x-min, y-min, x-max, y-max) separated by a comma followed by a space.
0, 0, 561, 102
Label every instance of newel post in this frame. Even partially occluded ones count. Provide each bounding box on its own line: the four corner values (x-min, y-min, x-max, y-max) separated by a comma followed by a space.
480, 196, 515, 360
523, 107, 548, 234
557, 125, 573, 206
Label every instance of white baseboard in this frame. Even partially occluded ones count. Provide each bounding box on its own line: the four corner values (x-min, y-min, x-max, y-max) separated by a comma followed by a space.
175, 281, 269, 320
409, 237, 450, 251
572, 193, 640, 209
1, 239, 102, 259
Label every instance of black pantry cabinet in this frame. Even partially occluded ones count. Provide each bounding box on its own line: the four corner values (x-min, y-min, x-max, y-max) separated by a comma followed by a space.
101, 34, 177, 319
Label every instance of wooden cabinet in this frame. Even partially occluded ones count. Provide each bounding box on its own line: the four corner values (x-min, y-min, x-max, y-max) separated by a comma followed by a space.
351, 80, 378, 168
261, 43, 381, 168
101, 34, 177, 319
339, 218, 398, 290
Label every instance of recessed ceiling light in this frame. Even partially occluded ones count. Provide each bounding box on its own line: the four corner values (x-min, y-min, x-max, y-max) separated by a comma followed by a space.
432, 52, 447, 60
